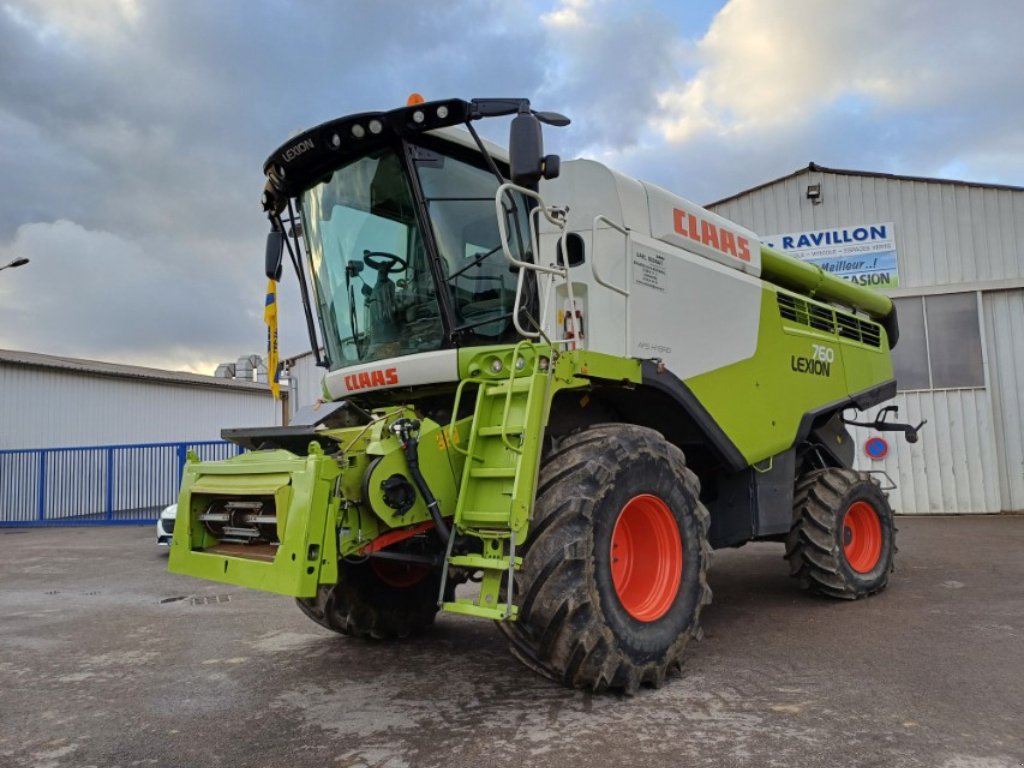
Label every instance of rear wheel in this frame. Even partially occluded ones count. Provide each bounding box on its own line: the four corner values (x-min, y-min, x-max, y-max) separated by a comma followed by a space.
295, 559, 443, 639
500, 424, 712, 694
786, 468, 895, 599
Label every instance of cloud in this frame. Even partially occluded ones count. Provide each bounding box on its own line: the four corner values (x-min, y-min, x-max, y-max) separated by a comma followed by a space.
1, 0, 1022, 373
579, 0, 1024, 203
654, 0, 1024, 142
542, 0, 591, 29
0, 0, 550, 370
0, 219, 267, 368
537, 0, 679, 151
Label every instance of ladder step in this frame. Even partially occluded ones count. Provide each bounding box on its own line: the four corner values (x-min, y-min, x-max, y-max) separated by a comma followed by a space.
469, 467, 517, 479
484, 378, 533, 396
476, 425, 525, 437
457, 509, 513, 525
448, 554, 522, 571
442, 599, 519, 621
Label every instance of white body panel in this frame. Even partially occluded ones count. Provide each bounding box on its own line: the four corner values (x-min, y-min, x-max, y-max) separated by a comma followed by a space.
538, 160, 762, 379
323, 348, 458, 400
624, 235, 762, 379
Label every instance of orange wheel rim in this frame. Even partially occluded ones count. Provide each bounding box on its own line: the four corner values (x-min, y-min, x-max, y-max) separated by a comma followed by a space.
843, 501, 883, 573
610, 494, 683, 622
370, 559, 430, 588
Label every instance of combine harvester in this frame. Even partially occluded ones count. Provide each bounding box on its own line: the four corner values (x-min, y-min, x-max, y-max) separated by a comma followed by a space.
169, 96, 922, 693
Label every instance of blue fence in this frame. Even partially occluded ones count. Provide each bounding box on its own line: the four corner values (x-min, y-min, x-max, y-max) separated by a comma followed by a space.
0, 441, 243, 527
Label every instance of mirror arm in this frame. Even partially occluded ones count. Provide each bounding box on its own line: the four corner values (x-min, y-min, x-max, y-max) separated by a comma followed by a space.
276, 202, 328, 369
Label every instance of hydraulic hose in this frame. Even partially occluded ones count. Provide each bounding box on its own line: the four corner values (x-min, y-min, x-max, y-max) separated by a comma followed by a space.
392, 419, 451, 544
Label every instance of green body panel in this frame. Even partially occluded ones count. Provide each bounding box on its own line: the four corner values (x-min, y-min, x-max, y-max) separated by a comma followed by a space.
168, 447, 340, 598
360, 415, 469, 531
167, 408, 470, 599
685, 286, 893, 464
760, 244, 893, 319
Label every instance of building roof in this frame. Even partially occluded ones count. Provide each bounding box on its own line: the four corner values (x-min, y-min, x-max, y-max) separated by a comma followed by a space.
0, 348, 282, 393
707, 162, 1024, 208
284, 348, 319, 366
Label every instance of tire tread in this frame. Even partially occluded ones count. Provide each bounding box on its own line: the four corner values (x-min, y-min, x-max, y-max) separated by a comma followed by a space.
786, 468, 895, 600
500, 424, 711, 694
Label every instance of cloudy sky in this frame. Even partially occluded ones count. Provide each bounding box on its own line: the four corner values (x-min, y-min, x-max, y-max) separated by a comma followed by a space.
1, 0, 1022, 373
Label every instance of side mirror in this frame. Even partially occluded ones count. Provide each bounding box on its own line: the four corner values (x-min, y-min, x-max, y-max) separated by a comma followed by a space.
509, 112, 562, 190
509, 113, 544, 190
265, 229, 285, 281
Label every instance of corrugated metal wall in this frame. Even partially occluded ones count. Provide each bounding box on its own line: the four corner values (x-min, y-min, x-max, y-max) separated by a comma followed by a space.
0, 365, 281, 450
712, 172, 1024, 286
285, 352, 325, 415
983, 289, 1024, 511
711, 171, 1024, 513
849, 391, 1002, 514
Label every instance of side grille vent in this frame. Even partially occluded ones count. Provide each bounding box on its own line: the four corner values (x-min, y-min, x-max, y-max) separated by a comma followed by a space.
776, 293, 882, 347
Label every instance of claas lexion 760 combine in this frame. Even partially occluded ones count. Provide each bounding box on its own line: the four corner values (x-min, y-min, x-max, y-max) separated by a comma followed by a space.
169, 96, 923, 693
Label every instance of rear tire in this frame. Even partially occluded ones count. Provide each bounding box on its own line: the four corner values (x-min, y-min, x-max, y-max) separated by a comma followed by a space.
295, 559, 443, 639
786, 468, 895, 599
501, 424, 712, 694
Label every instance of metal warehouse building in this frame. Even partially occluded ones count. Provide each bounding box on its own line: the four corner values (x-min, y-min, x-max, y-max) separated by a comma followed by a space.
708, 164, 1024, 514
0, 350, 283, 525
0, 349, 282, 449
283, 350, 326, 420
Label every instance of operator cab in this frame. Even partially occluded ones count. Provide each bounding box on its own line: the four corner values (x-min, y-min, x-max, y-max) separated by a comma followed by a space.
261, 98, 567, 373
302, 142, 526, 366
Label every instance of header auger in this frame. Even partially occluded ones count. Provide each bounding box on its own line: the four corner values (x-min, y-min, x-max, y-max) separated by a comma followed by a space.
169, 96, 917, 693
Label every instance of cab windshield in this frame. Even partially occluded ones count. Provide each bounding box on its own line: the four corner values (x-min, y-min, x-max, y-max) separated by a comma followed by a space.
300, 144, 528, 370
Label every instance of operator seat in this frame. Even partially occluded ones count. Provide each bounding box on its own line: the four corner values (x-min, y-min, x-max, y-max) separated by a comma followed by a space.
364, 273, 400, 343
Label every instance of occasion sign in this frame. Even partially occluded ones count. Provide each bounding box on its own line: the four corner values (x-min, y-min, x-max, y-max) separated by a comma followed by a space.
763, 222, 898, 289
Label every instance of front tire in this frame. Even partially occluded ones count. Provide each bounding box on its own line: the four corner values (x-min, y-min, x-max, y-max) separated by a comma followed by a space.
786, 468, 895, 599
501, 424, 712, 694
295, 559, 443, 639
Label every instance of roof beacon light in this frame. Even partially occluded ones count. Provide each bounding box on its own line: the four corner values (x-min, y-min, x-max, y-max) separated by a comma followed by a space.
407, 92, 425, 106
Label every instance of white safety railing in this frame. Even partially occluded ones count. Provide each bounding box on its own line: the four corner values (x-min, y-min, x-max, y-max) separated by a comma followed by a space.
590, 214, 632, 355
495, 183, 581, 348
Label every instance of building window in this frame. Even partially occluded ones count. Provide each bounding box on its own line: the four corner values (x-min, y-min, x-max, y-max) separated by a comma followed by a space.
892, 293, 984, 390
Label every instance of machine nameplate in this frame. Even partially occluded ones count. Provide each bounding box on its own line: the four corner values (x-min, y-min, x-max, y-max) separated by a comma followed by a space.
632, 250, 667, 291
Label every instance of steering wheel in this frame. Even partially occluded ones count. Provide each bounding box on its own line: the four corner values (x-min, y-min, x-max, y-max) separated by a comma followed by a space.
363, 250, 407, 274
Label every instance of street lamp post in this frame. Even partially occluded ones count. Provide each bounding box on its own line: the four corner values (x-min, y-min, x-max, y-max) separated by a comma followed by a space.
0, 257, 29, 272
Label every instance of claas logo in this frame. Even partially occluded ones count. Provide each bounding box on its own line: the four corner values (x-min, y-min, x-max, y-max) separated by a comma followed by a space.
673, 208, 751, 262
344, 367, 399, 391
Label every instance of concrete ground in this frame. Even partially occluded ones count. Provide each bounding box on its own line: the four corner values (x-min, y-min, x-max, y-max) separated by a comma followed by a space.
1, 516, 1021, 768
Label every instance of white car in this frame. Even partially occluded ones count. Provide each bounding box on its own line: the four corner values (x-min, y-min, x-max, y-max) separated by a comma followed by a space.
156, 503, 177, 546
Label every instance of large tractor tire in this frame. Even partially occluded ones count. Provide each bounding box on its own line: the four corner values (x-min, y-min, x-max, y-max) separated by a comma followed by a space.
500, 424, 712, 694
786, 468, 895, 599
296, 558, 443, 640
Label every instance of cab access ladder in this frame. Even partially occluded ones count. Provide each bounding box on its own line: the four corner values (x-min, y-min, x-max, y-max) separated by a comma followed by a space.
440, 343, 551, 620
